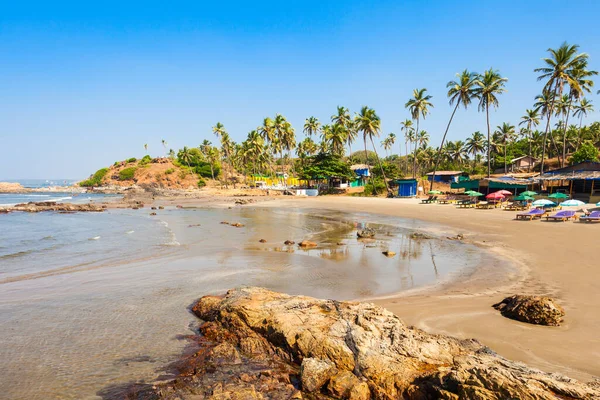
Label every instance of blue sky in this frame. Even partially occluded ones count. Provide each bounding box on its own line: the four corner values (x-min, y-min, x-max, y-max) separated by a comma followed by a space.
1, 0, 600, 179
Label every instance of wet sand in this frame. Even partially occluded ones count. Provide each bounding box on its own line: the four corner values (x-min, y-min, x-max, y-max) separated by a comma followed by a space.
251, 196, 600, 382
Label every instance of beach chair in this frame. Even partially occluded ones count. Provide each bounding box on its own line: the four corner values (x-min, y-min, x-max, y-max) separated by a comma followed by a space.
421, 196, 437, 204
515, 209, 545, 220
544, 210, 577, 222
580, 211, 600, 223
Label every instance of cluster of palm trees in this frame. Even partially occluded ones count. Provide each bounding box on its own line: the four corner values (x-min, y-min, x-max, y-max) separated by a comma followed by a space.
159, 42, 598, 192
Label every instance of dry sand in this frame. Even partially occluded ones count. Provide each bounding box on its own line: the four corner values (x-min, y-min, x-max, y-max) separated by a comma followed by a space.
251, 196, 600, 382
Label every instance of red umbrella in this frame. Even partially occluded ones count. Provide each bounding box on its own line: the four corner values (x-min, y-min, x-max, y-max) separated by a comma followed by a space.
496, 190, 513, 196
486, 192, 505, 200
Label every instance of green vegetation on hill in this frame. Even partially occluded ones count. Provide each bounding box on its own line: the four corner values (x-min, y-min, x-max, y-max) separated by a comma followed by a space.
119, 167, 137, 181
80, 168, 109, 187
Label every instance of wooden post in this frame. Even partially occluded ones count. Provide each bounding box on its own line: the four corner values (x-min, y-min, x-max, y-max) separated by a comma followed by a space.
592, 180, 595, 203
570, 180, 573, 197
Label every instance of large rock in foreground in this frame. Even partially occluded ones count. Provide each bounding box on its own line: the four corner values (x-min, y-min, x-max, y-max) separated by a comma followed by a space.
3, 201, 104, 213
144, 287, 597, 400
493, 294, 566, 326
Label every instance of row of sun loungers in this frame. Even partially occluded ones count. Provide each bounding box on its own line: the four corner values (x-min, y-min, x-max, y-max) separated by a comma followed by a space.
515, 210, 600, 222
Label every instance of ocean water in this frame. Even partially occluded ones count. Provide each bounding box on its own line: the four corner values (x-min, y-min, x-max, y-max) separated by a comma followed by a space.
1, 178, 79, 189
0, 192, 120, 207
0, 206, 487, 399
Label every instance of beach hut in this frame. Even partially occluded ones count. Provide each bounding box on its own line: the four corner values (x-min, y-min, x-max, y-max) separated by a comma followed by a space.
350, 164, 370, 187
426, 171, 467, 184
538, 162, 600, 203
396, 179, 417, 197
510, 156, 539, 172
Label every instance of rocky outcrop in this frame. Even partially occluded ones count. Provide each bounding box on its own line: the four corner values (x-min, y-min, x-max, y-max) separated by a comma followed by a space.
493, 295, 566, 326
140, 287, 598, 400
357, 228, 375, 238
2, 202, 104, 213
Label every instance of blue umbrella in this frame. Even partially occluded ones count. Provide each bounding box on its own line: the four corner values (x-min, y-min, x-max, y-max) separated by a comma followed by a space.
560, 199, 585, 207
597, 202, 600, 207
532, 199, 556, 207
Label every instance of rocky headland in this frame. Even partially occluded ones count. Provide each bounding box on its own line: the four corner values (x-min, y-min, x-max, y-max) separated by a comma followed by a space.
120, 287, 600, 399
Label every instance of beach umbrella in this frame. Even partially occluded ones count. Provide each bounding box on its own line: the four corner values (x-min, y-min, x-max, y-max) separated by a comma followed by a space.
532, 199, 556, 207
495, 190, 513, 196
467, 191, 483, 197
513, 195, 534, 202
428, 190, 443, 194
560, 199, 585, 207
548, 192, 569, 199
522, 191, 537, 196
486, 192, 505, 200
597, 202, 600, 207
464, 190, 476, 195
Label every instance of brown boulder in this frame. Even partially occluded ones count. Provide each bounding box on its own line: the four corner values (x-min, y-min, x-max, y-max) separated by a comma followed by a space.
298, 240, 317, 248
284, 240, 295, 245
300, 357, 336, 392
493, 295, 565, 326
382, 250, 396, 257
259, 239, 267, 243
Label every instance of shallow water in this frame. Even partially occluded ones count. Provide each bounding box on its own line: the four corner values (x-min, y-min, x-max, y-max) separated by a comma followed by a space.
0, 206, 485, 399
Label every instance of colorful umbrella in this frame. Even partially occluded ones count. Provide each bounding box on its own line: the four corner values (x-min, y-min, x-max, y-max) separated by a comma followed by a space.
522, 191, 537, 196
495, 190, 513, 196
548, 193, 569, 199
486, 192, 505, 200
532, 199, 556, 207
467, 191, 483, 197
560, 199, 585, 207
513, 195, 534, 201
428, 190, 443, 194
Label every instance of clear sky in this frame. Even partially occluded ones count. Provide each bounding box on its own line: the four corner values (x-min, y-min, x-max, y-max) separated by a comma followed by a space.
1, 0, 600, 179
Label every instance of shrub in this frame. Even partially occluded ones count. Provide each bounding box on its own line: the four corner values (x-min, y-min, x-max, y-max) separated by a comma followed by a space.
194, 162, 221, 178
197, 179, 206, 188
140, 155, 152, 165
119, 167, 137, 181
114, 161, 119, 166
127, 157, 137, 163
79, 168, 109, 187
570, 141, 599, 165
165, 168, 175, 175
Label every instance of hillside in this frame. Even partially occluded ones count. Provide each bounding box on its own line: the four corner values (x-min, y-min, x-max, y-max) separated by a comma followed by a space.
81, 156, 203, 189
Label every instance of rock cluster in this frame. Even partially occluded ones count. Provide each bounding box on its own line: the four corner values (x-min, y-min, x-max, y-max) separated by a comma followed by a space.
140, 287, 598, 400
356, 228, 375, 238
493, 294, 566, 326
0, 201, 104, 214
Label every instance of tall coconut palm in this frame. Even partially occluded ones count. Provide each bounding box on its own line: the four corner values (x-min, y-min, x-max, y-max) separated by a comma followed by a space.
382, 137, 392, 158
179, 146, 192, 169
405, 88, 434, 178
388, 133, 396, 157
465, 131, 485, 170
356, 106, 389, 194
573, 98, 594, 130
400, 119, 413, 175
324, 123, 347, 156
496, 122, 515, 173
303, 117, 320, 138
161, 139, 167, 156
474, 68, 507, 177
144, 143, 148, 154
519, 109, 540, 171
430, 69, 477, 190
258, 117, 276, 176
534, 42, 590, 173
200, 139, 216, 179
346, 118, 359, 156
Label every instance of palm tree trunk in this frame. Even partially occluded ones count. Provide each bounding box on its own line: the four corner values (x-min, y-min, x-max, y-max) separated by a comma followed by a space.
504, 142, 507, 174
370, 137, 390, 194
413, 119, 419, 179
430, 101, 460, 191
363, 136, 374, 194
540, 83, 558, 174
562, 95, 574, 166
528, 123, 533, 173
486, 105, 491, 178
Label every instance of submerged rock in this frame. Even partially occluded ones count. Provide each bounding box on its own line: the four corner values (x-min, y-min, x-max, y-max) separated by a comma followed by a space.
284, 240, 295, 245
493, 294, 565, 326
382, 250, 396, 257
138, 287, 598, 400
259, 239, 267, 243
298, 240, 317, 248
411, 232, 432, 240
230, 222, 245, 228
356, 228, 375, 238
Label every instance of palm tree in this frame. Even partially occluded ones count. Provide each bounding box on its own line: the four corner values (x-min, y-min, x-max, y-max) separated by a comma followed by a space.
496, 122, 516, 173
179, 146, 192, 169
465, 131, 485, 170
324, 123, 346, 156
573, 98, 594, 130
346, 118, 359, 156
144, 143, 148, 154
534, 42, 590, 173
161, 139, 167, 156
303, 117, 320, 138
519, 109, 540, 171
356, 106, 389, 194
200, 139, 215, 179
430, 70, 477, 190
474, 68, 508, 177
382, 137, 392, 158
388, 133, 396, 157
168, 149, 175, 159
405, 88, 433, 178
400, 119, 413, 175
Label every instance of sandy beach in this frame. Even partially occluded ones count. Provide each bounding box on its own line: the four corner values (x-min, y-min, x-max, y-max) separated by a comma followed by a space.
242, 196, 600, 382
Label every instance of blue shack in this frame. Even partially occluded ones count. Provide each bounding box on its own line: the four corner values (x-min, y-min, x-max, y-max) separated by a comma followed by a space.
396, 179, 417, 197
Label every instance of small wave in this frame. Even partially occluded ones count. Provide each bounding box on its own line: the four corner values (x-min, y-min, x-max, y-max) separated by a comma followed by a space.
162, 240, 180, 246
46, 196, 73, 202
89, 236, 101, 241
126, 230, 135, 234
42, 235, 55, 241
0, 249, 35, 259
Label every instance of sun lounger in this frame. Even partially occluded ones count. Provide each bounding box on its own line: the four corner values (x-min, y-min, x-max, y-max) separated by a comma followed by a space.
544, 210, 577, 222
421, 196, 438, 204
515, 209, 545, 220
580, 211, 600, 223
